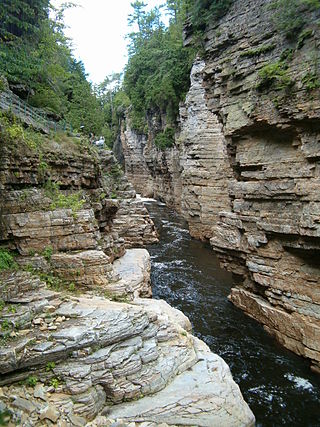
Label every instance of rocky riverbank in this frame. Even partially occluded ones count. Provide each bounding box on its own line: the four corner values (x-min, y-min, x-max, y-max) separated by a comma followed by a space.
0, 134, 254, 426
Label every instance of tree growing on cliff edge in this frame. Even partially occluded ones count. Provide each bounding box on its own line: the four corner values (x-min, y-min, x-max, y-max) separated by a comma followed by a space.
0, 0, 50, 41
0, 1, 106, 136
124, 0, 194, 134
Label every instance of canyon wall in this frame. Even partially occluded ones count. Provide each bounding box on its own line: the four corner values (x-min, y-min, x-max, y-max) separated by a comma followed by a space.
116, 0, 320, 373
0, 133, 254, 425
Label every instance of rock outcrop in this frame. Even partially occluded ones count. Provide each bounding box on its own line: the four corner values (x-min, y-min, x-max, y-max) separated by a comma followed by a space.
0, 133, 254, 425
116, 0, 320, 373
0, 267, 254, 426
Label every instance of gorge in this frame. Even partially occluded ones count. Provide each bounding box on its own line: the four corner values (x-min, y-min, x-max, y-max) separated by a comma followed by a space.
117, 0, 320, 376
0, 0, 320, 425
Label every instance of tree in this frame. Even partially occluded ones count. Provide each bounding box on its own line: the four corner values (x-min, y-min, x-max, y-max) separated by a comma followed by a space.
124, 0, 194, 133
0, 0, 49, 41
128, 1, 147, 32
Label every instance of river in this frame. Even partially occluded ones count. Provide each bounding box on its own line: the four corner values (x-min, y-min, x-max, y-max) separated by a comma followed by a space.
143, 198, 320, 427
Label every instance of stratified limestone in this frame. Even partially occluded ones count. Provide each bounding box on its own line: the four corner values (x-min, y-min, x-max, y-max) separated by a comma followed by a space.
0, 259, 254, 427
117, 0, 320, 372
0, 129, 254, 425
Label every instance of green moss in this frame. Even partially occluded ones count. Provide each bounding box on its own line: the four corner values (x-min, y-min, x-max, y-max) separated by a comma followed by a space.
239, 43, 275, 58
257, 61, 294, 90
297, 28, 313, 48
302, 72, 320, 90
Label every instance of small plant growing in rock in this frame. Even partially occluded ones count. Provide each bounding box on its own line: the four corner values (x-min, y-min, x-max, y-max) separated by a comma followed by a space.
46, 361, 56, 372
302, 72, 320, 91
0, 300, 5, 312
26, 375, 38, 387
50, 377, 60, 389
68, 282, 76, 292
0, 249, 17, 271
239, 43, 275, 58
42, 246, 53, 262
257, 61, 294, 90
1, 320, 11, 331
8, 305, 16, 314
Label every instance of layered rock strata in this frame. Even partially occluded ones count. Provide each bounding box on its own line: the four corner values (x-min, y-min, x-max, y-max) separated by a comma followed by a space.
0, 134, 254, 425
117, 0, 320, 372
0, 266, 254, 426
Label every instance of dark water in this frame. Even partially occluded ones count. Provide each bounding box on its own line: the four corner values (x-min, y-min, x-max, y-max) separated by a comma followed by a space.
144, 199, 320, 427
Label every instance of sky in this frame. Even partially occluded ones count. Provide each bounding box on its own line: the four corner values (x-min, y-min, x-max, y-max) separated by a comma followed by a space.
52, 0, 166, 85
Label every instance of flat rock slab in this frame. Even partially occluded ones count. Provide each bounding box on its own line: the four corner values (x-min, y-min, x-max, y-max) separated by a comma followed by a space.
113, 249, 151, 297
108, 338, 255, 427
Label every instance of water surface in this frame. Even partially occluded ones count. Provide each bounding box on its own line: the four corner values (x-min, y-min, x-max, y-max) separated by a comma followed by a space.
144, 199, 320, 427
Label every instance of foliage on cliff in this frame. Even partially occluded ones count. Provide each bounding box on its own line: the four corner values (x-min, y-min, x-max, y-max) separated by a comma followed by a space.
0, 1, 105, 136
122, 0, 235, 139
123, 1, 195, 134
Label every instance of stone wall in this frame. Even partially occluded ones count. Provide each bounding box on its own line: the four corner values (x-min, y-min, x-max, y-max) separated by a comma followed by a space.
117, 0, 320, 372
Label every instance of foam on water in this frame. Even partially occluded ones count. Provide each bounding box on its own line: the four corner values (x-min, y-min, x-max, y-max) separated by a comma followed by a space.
285, 373, 314, 391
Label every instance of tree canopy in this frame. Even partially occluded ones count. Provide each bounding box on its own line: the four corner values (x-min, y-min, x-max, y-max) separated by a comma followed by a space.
0, 1, 106, 136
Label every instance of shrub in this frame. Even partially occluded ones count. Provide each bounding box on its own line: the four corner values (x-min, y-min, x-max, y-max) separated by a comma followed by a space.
42, 246, 53, 262
0, 249, 16, 271
154, 128, 175, 150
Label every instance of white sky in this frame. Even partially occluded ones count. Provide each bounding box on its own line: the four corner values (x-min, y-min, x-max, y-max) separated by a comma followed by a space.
52, 0, 166, 84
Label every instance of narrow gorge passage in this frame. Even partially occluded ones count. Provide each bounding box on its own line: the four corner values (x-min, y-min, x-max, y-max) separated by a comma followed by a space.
143, 198, 320, 427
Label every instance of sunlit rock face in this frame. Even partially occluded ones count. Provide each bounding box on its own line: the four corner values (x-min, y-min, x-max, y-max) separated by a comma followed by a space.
118, 0, 320, 372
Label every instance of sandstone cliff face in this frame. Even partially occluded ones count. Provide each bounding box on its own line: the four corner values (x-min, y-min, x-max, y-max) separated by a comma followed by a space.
0, 135, 254, 425
117, 0, 320, 373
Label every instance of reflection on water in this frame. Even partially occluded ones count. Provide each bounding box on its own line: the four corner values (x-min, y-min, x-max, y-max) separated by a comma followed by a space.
144, 199, 320, 427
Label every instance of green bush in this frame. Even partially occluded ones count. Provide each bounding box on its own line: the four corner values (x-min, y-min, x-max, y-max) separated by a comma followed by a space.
154, 128, 175, 150
0, 249, 16, 271
42, 246, 53, 261
44, 180, 85, 213
26, 376, 38, 387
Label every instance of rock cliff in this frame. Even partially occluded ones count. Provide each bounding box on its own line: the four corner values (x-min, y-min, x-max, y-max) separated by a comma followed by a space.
116, 0, 320, 373
0, 132, 254, 425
